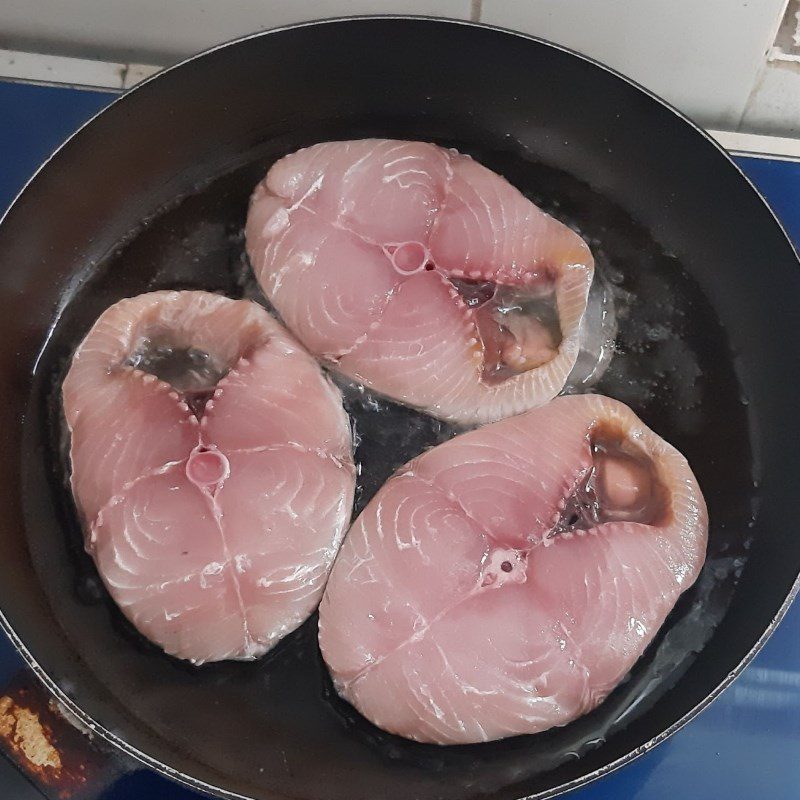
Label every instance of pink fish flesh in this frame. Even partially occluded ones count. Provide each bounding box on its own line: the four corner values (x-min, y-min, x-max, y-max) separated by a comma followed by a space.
246, 139, 595, 425
63, 291, 355, 664
319, 394, 707, 744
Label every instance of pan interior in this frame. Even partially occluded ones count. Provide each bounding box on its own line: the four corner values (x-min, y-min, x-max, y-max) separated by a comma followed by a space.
22, 128, 756, 800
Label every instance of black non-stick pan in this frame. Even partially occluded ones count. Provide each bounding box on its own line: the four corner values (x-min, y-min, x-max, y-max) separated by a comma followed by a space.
0, 16, 798, 800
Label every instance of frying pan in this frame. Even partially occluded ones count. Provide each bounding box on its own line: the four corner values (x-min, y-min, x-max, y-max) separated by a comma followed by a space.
0, 16, 798, 800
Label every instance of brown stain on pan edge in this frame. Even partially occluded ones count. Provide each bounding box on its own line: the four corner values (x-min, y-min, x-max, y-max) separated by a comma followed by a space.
0, 673, 113, 797
0, 695, 63, 772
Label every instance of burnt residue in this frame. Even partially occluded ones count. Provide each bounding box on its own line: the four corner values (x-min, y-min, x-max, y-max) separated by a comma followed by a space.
0, 672, 116, 797
0, 694, 62, 774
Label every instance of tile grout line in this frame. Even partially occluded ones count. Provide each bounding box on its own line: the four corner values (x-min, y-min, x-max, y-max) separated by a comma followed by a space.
470, 0, 482, 23
734, 0, 792, 132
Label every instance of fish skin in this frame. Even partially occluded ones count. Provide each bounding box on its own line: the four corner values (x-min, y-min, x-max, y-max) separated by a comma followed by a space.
246, 139, 594, 425
63, 290, 355, 664
318, 394, 708, 744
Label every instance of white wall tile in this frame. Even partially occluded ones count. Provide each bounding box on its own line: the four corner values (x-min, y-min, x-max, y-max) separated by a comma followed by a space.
739, 61, 800, 136
0, 0, 472, 65
480, 0, 786, 130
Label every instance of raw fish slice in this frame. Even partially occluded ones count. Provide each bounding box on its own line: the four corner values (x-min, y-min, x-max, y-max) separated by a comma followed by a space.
201, 320, 352, 456
319, 394, 707, 744
62, 291, 253, 520
429, 153, 593, 409
91, 464, 252, 663
527, 520, 686, 700
91, 446, 354, 663
345, 586, 583, 743
318, 474, 487, 683
214, 448, 354, 653
429, 154, 591, 281
410, 411, 590, 548
245, 203, 400, 358
63, 291, 268, 376
66, 371, 197, 524
64, 290, 355, 663
264, 139, 450, 244
337, 270, 483, 415
245, 188, 288, 281
247, 139, 597, 424
336, 266, 584, 425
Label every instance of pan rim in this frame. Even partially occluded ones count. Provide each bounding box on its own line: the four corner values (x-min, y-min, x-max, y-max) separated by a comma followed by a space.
1, 14, 798, 800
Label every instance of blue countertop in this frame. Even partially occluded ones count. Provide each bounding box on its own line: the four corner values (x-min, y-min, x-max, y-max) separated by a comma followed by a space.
0, 79, 798, 800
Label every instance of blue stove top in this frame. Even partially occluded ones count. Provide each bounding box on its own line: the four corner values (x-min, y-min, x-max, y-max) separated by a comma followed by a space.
1, 79, 798, 800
